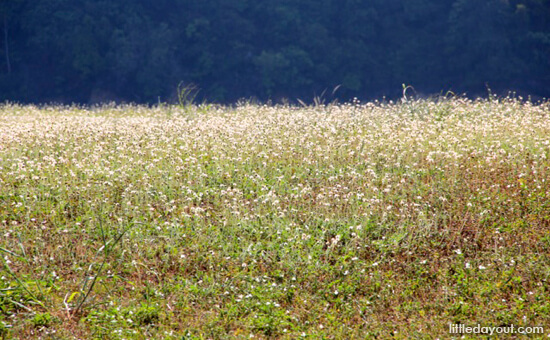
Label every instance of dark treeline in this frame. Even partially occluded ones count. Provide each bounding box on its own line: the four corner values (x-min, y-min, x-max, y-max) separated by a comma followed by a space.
1, 0, 549, 104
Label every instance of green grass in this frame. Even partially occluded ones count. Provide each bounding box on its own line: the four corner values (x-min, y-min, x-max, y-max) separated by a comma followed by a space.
0, 97, 549, 338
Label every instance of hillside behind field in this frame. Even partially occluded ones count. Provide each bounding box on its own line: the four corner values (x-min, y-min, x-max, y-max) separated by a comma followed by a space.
1, 0, 549, 103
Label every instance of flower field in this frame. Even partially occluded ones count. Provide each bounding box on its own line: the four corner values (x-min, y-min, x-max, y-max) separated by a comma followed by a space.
1, 98, 550, 338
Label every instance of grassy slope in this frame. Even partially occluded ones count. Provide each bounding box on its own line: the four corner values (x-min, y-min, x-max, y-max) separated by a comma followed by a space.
0, 98, 549, 339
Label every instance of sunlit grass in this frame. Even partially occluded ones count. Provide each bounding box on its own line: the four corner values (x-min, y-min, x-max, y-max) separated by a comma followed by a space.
1, 97, 549, 338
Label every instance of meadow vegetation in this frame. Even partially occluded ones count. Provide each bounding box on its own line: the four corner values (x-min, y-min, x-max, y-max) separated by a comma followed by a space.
1, 97, 550, 338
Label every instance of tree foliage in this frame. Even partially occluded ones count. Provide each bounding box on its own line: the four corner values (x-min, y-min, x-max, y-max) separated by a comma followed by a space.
1, 0, 549, 103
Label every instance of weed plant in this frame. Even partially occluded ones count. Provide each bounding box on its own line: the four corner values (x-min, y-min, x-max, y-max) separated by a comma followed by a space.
0, 97, 549, 338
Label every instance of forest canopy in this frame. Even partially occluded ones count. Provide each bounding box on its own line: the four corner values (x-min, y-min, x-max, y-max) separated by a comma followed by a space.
1, 0, 549, 104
